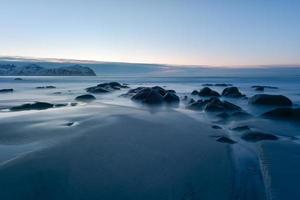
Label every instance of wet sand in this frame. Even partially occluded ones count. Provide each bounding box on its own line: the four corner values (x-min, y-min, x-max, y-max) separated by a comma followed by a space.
0, 104, 234, 200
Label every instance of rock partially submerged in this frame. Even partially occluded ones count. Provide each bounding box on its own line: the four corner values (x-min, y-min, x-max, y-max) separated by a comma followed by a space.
86, 82, 128, 93
164, 92, 180, 103
187, 97, 242, 112
231, 125, 251, 132
191, 87, 220, 97
222, 87, 245, 98
202, 83, 232, 87
198, 87, 220, 97
212, 125, 222, 129
52, 92, 62, 95
262, 107, 300, 122
54, 103, 68, 108
10, 102, 54, 111
252, 85, 278, 91
249, 94, 292, 106
14, 78, 22, 80
127, 86, 179, 105
216, 136, 236, 144
191, 90, 200, 95
241, 131, 278, 142
75, 94, 96, 102
0, 88, 13, 93
216, 111, 252, 122
253, 86, 264, 91
36, 86, 56, 89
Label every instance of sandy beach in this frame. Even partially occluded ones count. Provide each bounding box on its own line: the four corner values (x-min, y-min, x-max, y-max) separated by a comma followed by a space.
0, 103, 234, 199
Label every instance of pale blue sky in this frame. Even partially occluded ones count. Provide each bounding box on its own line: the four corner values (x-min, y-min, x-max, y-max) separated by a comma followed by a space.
0, 0, 299, 66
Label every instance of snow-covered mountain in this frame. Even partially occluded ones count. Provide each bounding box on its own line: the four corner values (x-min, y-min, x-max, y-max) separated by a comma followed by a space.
0, 64, 96, 76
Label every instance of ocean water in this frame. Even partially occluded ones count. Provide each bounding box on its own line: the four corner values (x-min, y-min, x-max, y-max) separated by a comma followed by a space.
1, 75, 300, 114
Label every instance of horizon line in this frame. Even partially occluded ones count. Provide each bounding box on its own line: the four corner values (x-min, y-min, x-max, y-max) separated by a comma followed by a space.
1, 55, 300, 69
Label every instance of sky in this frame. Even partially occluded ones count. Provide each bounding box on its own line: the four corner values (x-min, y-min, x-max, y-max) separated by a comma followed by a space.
0, 0, 300, 66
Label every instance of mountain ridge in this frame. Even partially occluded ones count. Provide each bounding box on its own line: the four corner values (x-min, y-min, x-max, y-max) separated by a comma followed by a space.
0, 63, 96, 76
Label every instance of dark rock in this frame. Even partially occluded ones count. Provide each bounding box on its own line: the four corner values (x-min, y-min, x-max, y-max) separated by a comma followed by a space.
231, 125, 251, 132
54, 103, 68, 108
167, 89, 176, 93
189, 98, 195, 104
187, 97, 242, 112
202, 84, 214, 86
216, 136, 236, 144
52, 92, 62, 95
252, 85, 278, 90
10, 102, 54, 111
36, 86, 56, 89
198, 87, 220, 97
14, 78, 22, 80
152, 86, 167, 96
70, 102, 78, 106
75, 94, 96, 102
186, 99, 206, 110
131, 88, 152, 100
254, 86, 264, 91
191, 90, 199, 95
216, 111, 251, 122
222, 87, 245, 98
229, 111, 252, 120
120, 87, 146, 98
86, 86, 110, 93
64, 122, 74, 126
212, 125, 222, 129
127, 87, 147, 94
86, 82, 128, 93
127, 86, 179, 105
133, 89, 164, 105
241, 131, 278, 142
164, 92, 180, 104
249, 94, 292, 106
262, 107, 300, 122
0, 88, 13, 93
216, 112, 230, 119
202, 83, 232, 87
214, 83, 232, 87
182, 95, 188, 101
98, 82, 129, 89
204, 98, 241, 112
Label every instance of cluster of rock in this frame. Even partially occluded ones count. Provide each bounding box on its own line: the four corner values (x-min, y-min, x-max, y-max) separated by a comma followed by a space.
123, 86, 179, 105
0, 64, 96, 76
86, 82, 128, 93
187, 97, 242, 112
192, 87, 220, 97
9, 102, 79, 111
9, 102, 71, 111
192, 86, 245, 98
36, 86, 56, 89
